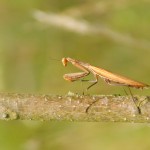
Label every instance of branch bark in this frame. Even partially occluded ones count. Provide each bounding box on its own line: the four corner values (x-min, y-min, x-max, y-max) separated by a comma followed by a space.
0, 93, 150, 122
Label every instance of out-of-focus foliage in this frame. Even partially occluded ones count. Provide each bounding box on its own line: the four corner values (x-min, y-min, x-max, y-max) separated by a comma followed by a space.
0, 0, 150, 150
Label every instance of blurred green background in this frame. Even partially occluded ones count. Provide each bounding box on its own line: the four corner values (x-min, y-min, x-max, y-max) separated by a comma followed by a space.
0, 0, 150, 150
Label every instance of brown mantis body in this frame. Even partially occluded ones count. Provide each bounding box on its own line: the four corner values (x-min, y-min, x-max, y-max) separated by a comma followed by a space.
62, 57, 149, 90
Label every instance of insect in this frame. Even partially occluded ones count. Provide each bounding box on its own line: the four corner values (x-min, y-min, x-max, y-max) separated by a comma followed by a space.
62, 57, 149, 113
62, 57, 149, 89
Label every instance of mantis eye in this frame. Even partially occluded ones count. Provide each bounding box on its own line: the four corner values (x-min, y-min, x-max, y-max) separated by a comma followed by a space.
62, 58, 68, 66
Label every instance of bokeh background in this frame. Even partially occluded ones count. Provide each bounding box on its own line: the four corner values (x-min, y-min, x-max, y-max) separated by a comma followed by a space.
0, 0, 150, 150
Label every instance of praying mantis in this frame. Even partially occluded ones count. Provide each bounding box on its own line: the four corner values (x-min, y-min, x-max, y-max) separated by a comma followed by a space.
62, 57, 149, 90
62, 57, 149, 113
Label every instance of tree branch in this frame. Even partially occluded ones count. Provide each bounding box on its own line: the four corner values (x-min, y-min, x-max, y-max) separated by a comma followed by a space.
0, 93, 150, 122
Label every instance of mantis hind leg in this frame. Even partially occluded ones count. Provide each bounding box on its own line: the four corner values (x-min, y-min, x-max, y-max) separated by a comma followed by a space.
128, 87, 141, 114
122, 87, 141, 114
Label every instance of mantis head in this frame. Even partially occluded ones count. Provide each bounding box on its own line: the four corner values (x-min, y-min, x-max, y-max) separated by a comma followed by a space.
62, 58, 68, 66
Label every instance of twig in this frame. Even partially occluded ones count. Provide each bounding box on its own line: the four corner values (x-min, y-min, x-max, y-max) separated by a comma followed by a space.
61, 1, 129, 17
0, 93, 150, 122
32, 10, 150, 49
